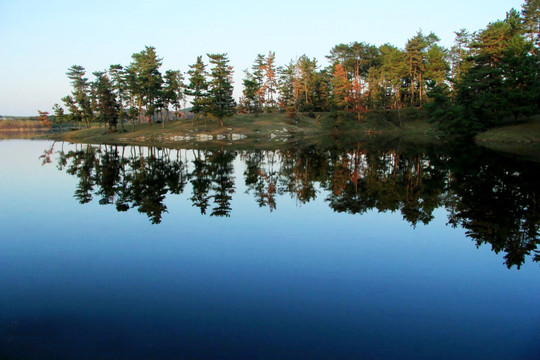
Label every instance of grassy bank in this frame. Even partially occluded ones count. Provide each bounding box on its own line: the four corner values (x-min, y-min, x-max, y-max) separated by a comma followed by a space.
33, 111, 540, 158
476, 115, 540, 144
475, 116, 540, 161
46, 111, 442, 150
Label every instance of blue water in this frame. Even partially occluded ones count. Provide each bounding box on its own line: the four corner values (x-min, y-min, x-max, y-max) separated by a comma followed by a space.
0, 140, 538, 359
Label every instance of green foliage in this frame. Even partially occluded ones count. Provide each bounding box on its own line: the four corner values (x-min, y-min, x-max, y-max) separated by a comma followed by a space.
186, 56, 209, 117
52, 1, 539, 139
240, 71, 260, 114
424, 44, 449, 84
108, 64, 128, 129
277, 61, 297, 119
207, 53, 236, 127
52, 103, 66, 130
59, 46, 190, 130
243, 52, 278, 113
404, 31, 442, 106
499, 37, 540, 119
366, 44, 407, 112
450, 29, 473, 83
426, 5, 540, 137
327, 42, 380, 79
66, 65, 93, 127
92, 71, 119, 131
251, 54, 266, 111
263, 51, 278, 109
163, 69, 185, 121
126, 46, 164, 122
521, 0, 540, 48
296, 55, 319, 112
425, 81, 466, 135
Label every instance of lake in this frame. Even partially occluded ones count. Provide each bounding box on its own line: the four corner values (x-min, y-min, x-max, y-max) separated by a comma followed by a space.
0, 139, 538, 359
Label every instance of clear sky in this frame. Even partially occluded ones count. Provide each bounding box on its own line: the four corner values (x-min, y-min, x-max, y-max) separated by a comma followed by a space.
0, 0, 525, 116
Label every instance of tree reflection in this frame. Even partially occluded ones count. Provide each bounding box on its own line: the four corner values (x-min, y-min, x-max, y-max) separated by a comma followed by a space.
190, 150, 212, 215
243, 150, 278, 211
445, 145, 540, 269
65, 145, 98, 204
208, 151, 236, 217
57, 145, 188, 224
47, 142, 539, 268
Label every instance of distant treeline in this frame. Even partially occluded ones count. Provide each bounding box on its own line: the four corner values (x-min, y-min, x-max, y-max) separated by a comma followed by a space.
0, 116, 36, 121
0, 118, 50, 130
53, 0, 539, 137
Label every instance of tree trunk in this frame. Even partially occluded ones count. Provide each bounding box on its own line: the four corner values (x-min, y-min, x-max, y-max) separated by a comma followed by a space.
410, 56, 414, 106
396, 94, 402, 128
138, 98, 143, 124
419, 73, 423, 104
162, 109, 165, 129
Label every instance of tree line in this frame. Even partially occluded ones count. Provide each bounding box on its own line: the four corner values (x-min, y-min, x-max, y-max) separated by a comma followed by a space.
53, 0, 539, 136
55, 48, 235, 132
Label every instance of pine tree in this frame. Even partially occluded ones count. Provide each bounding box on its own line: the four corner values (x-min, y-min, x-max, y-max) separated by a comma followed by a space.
66, 65, 93, 128
126, 46, 163, 123
264, 51, 278, 110
521, 0, 540, 49
277, 61, 297, 119
331, 63, 351, 111
450, 29, 472, 85
61, 95, 79, 128
92, 71, 119, 131
241, 71, 260, 113
404, 31, 439, 106
109, 64, 128, 131
251, 54, 266, 113
207, 53, 236, 127
163, 69, 184, 126
379, 44, 407, 111
346, 76, 367, 120
313, 70, 331, 112
424, 44, 449, 85
52, 103, 65, 132
296, 55, 318, 111
327, 42, 380, 81
37, 110, 51, 128
186, 56, 209, 119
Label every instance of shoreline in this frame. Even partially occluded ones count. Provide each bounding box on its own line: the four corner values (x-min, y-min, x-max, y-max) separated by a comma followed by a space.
43, 113, 441, 149
22, 112, 538, 158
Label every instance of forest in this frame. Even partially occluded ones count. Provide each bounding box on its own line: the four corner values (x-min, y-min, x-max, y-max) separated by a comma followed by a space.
51, 1, 539, 138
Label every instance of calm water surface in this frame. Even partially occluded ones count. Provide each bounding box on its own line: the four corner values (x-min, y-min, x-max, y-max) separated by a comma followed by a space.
0, 139, 538, 359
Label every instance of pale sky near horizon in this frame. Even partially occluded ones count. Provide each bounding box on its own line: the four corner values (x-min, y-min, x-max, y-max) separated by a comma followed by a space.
0, 0, 525, 116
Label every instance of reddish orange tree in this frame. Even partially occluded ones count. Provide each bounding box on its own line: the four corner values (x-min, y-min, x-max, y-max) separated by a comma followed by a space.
331, 63, 351, 111
346, 77, 368, 120
37, 110, 52, 128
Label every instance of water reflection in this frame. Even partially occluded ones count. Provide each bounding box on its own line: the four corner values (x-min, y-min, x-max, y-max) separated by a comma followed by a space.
44, 142, 540, 268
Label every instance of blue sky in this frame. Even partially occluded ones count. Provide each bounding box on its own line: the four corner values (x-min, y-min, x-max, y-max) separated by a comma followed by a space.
0, 0, 525, 116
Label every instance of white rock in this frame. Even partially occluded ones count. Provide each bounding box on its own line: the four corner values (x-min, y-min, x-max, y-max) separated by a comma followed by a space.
196, 134, 213, 141
231, 133, 246, 140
